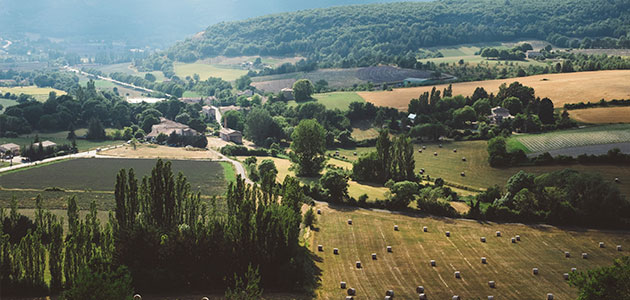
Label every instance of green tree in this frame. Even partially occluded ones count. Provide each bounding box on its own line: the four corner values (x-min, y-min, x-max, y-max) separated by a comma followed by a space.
225, 264, 263, 300
389, 181, 419, 209
303, 207, 316, 228
244, 108, 275, 145
538, 97, 555, 124
453, 105, 477, 127
86, 118, 106, 140
258, 159, 278, 179
223, 110, 245, 131
290, 119, 327, 176
61, 257, 133, 300
569, 256, 630, 299
320, 168, 349, 202
144, 73, 156, 82
292, 79, 314, 101
502, 96, 523, 115
472, 98, 492, 116
235, 75, 252, 90
487, 136, 509, 167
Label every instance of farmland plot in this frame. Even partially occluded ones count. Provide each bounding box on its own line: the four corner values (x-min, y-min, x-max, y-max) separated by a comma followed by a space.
515, 124, 630, 153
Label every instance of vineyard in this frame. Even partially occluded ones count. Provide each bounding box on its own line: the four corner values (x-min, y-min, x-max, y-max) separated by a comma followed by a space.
514, 124, 630, 153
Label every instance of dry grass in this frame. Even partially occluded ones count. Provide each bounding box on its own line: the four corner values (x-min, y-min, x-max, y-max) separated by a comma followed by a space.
569, 106, 630, 124
358, 70, 630, 110
100, 144, 221, 160
0, 86, 67, 101
311, 203, 630, 299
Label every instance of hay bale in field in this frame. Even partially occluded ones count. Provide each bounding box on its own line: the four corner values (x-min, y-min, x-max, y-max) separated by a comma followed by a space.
356, 261, 362, 268
416, 286, 425, 293
202, 297, 209, 300
453, 148, 457, 152
434, 152, 438, 156
618, 245, 623, 251
372, 253, 377, 260
317, 245, 323, 251
481, 237, 486, 242
430, 260, 436, 267
488, 296, 494, 300
418, 149, 423, 153
488, 281, 495, 288
439, 144, 443, 148
341, 281, 347, 289
348, 288, 356, 295
496, 231, 501, 237
547, 293, 554, 300
348, 219, 353, 225
446, 231, 450, 237
133, 295, 141, 300
460, 172, 465, 177
346, 297, 353, 300
422, 145, 426, 149
516, 235, 521, 241
582, 253, 588, 259
386, 290, 394, 296
385, 296, 391, 300
419, 293, 427, 300
334, 248, 339, 255
565, 251, 570, 258
599, 242, 605, 248
462, 157, 467, 161
387, 246, 393, 252
452, 296, 460, 300
563, 273, 569, 280
481, 257, 487, 264
394, 225, 399, 231
511, 237, 516, 243
614, 177, 620, 183
454, 271, 461, 278
423, 226, 428, 232
571, 267, 577, 272
533, 268, 539, 275
317, 209, 321, 215
353, 152, 357, 156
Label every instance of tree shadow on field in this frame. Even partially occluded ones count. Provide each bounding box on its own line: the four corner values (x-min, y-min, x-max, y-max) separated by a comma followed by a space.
297, 246, 323, 299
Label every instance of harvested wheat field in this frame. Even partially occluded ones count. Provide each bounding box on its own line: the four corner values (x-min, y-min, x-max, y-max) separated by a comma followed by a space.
99, 144, 221, 160
569, 106, 630, 124
311, 203, 630, 299
358, 70, 630, 110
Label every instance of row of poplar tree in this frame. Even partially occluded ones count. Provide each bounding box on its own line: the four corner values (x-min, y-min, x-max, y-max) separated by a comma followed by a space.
0, 159, 310, 297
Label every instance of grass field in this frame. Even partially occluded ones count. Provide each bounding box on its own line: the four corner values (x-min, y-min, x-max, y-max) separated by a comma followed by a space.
358, 70, 630, 110
569, 107, 630, 124
183, 90, 203, 98
512, 124, 630, 153
92, 63, 166, 82
311, 203, 630, 299
0, 129, 120, 152
0, 158, 228, 196
0, 97, 18, 112
174, 62, 248, 81
288, 92, 364, 110
0, 86, 67, 102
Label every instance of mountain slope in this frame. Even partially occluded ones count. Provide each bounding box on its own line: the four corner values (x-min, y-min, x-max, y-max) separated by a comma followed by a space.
166, 0, 630, 66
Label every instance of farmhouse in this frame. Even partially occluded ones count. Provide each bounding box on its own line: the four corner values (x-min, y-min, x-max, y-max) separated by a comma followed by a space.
237, 90, 254, 97
488, 106, 514, 124
31, 140, 56, 149
281, 88, 294, 100
180, 96, 216, 105
201, 105, 216, 120
0, 143, 20, 155
147, 117, 198, 138
219, 128, 243, 144
526, 51, 544, 59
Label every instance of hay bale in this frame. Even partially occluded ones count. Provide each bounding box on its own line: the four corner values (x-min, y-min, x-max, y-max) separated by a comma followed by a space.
618, 245, 623, 251
346, 297, 353, 300
439, 144, 443, 148
488, 296, 494, 300
385, 296, 392, 300
496, 231, 501, 237
386, 290, 394, 296
423, 226, 428, 232
416, 286, 425, 293
394, 225, 399, 231
419, 293, 427, 300
462, 157, 467, 161
317, 209, 321, 215
454, 271, 461, 278
348, 219, 353, 225
430, 260, 436, 267
488, 281, 495, 288
422, 146, 426, 150
348, 288, 356, 295
614, 177, 620, 183
434, 152, 438, 156
133, 295, 142, 300
547, 293, 554, 300
481, 257, 487, 264
533, 268, 539, 275
341, 281, 347, 289
582, 253, 588, 259
317, 245, 323, 252
372, 253, 377, 260
387, 246, 393, 253
563, 273, 569, 280
334, 248, 339, 255
453, 148, 457, 152
445, 231, 450, 237
418, 149, 423, 153
452, 296, 460, 300
565, 251, 570, 258
599, 242, 605, 248
511, 237, 516, 243
481, 237, 486, 242
202, 297, 209, 300
571, 267, 577, 273
356, 261, 362, 268
353, 152, 357, 156
460, 172, 465, 177
516, 235, 521, 241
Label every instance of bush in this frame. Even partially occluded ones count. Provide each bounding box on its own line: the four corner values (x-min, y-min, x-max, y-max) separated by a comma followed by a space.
61, 258, 133, 300
303, 207, 316, 228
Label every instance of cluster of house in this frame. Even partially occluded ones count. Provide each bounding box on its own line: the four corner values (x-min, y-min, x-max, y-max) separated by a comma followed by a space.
0, 140, 57, 157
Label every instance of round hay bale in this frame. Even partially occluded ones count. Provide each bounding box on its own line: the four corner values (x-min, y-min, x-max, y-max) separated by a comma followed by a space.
340, 281, 347, 289
418, 149, 423, 153
133, 295, 142, 300
434, 152, 438, 156
372, 253, 377, 260
445, 231, 450, 237
317, 245, 323, 252
346, 297, 353, 300
563, 273, 569, 280
571, 267, 577, 273
422, 145, 426, 149
511, 237, 516, 243
419, 293, 427, 300
334, 248, 339, 255
516, 235, 521, 241
481, 237, 486, 242
460, 172, 465, 177
202, 297, 209, 300
416, 286, 425, 293
423, 226, 428, 232
462, 157, 467, 161
356, 261, 362, 268
599, 242, 605, 248
454, 271, 461, 278
394, 225, 399, 231
565, 251, 570, 258
533, 268, 539, 275
430, 260, 436, 267
348, 219, 353, 225
353, 152, 357, 156
547, 293, 554, 300
488, 281, 495, 288
496, 231, 501, 237
618, 245, 623, 251
387, 246, 393, 253
385, 296, 392, 300
481, 257, 487, 264
348, 288, 356, 295
582, 253, 588, 259
614, 177, 620, 183
317, 209, 321, 215
439, 144, 443, 148
488, 296, 494, 300
453, 148, 457, 152
386, 290, 394, 296
452, 296, 460, 300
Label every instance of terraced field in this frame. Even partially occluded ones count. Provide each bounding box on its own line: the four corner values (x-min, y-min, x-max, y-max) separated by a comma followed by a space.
514, 124, 630, 153
312, 204, 630, 299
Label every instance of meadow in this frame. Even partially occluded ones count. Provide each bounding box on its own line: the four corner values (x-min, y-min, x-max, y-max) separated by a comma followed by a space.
287, 92, 364, 110
173, 62, 248, 81
311, 203, 630, 299
357, 70, 630, 110
92, 63, 166, 82
0, 86, 67, 102
0, 129, 120, 152
0, 97, 18, 112
512, 124, 630, 153
569, 106, 630, 124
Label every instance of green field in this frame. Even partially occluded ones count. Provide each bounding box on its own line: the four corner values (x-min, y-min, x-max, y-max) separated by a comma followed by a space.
92, 63, 166, 82
0, 129, 120, 152
0, 97, 18, 112
288, 92, 364, 110
174, 62, 248, 81
512, 124, 630, 153
0, 86, 67, 102
419, 42, 550, 67
182, 90, 203, 98
312, 203, 629, 299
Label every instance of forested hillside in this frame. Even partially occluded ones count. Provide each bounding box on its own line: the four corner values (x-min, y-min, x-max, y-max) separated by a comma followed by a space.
167, 0, 630, 66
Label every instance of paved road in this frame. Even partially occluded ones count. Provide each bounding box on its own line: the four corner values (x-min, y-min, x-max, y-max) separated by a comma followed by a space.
0, 145, 123, 174
63, 66, 171, 98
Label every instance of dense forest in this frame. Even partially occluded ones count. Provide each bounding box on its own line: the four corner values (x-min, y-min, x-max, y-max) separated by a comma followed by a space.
165, 0, 630, 67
